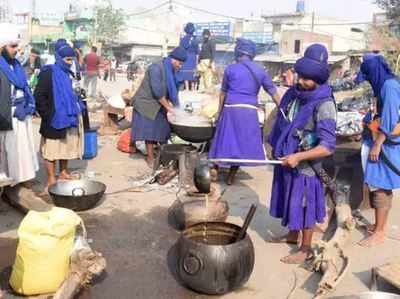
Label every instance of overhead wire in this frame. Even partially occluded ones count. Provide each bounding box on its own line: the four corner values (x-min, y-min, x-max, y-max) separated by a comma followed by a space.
280, 21, 374, 26
126, 1, 170, 17
125, 0, 382, 28
312, 28, 366, 42
123, 0, 379, 48
172, 0, 253, 21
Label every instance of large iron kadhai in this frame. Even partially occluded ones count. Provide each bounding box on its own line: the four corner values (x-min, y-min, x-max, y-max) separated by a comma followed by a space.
48, 180, 106, 211
175, 221, 255, 295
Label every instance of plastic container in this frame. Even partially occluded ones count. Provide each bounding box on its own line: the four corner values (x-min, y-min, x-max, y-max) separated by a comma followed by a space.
83, 128, 98, 160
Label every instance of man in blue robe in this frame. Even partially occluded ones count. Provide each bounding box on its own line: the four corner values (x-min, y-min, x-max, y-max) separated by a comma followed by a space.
356, 54, 400, 247
131, 47, 187, 166
268, 44, 337, 264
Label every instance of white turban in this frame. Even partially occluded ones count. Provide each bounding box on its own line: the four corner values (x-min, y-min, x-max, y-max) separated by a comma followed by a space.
0, 23, 21, 48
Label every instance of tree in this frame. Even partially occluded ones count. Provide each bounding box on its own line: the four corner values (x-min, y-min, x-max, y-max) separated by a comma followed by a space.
93, 0, 125, 44
375, 0, 400, 21
371, 0, 400, 72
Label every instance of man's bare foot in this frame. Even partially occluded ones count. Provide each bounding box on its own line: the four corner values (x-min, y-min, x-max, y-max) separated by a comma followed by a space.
268, 231, 300, 245
358, 231, 385, 247
58, 170, 72, 180
281, 247, 312, 264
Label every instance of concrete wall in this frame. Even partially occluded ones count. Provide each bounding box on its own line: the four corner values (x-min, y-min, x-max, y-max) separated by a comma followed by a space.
263, 13, 366, 52
280, 30, 333, 55
31, 24, 63, 38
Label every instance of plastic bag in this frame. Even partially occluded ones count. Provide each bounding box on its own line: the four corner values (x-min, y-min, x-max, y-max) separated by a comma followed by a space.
10, 208, 82, 295
117, 129, 133, 153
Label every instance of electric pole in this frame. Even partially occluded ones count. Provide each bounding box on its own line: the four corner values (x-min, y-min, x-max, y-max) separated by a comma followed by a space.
31, 0, 37, 18
311, 11, 315, 32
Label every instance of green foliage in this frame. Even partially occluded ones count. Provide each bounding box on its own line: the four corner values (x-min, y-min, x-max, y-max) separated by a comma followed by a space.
93, 1, 125, 44
375, 0, 400, 20
373, 0, 400, 73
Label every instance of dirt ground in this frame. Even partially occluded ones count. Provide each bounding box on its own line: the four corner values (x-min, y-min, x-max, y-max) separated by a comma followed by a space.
1, 77, 400, 299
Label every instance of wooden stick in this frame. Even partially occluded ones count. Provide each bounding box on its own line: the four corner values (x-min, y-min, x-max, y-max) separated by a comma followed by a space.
52, 273, 82, 299
2, 185, 52, 214
53, 248, 106, 299
208, 158, 283, 165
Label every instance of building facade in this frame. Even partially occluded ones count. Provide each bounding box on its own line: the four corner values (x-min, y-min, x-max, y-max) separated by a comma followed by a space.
262, 1, 367, 54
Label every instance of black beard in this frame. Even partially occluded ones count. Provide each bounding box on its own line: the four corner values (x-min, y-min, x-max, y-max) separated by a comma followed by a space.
296, 83, 317, 91
1, 48, 14, 64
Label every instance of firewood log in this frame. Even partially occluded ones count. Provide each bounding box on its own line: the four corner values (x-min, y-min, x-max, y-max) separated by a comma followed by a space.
52, 248, 106, 299
311, 203, 355, 299
2, 185, 52, 214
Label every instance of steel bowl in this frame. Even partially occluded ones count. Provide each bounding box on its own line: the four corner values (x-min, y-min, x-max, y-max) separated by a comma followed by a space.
48, 180, 106, 211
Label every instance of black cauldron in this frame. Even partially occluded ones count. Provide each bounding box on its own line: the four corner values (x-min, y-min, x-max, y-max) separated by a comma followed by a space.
170, 123, 215, 143
176, 222, 255, 295
169, 198, 229, 230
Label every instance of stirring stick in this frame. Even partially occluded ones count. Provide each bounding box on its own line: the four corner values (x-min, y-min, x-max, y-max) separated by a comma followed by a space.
208, 158, 283, 165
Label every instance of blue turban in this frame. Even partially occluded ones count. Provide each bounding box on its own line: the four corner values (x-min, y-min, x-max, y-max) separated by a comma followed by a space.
55, 39, 68, 51
57, 44, 76, 59
169, 46, 188, 62
73, 41, 83, 49
184, 23, 196, 35
295, 44, 330, 85
234, 38, 257, 60
355, 53, 395, 97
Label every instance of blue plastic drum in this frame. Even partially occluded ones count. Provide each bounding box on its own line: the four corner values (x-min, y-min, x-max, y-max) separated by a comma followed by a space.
83, 129, 98, 160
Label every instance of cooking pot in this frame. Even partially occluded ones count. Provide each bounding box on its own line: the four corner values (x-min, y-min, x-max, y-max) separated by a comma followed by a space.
48, 180, 106, 211
169, 197, 229, 230
170, 123, 215, 143
194, 161, 211, 194
168, 110, 215, 143
176, 222, 255, 295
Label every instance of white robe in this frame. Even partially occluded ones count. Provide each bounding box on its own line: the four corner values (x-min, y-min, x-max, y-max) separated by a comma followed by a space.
0, 85, 39, 185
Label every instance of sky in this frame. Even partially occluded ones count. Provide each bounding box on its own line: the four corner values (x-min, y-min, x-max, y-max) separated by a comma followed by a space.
13, 0, 382, 22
